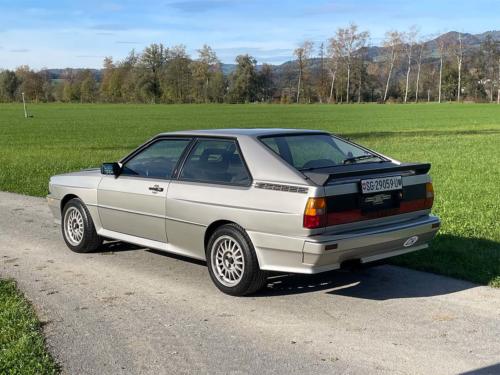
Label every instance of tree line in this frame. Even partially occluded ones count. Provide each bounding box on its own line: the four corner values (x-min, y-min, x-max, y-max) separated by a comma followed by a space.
1, 24, 500, 104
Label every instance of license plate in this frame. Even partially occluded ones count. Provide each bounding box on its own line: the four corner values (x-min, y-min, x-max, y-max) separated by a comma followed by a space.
361, 176, 402, 194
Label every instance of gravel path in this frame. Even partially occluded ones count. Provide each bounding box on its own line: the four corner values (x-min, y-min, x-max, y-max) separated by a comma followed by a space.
1, 191, 499, 374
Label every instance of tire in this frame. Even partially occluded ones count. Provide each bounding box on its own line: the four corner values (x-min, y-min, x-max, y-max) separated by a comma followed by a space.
61, 198, 102, 253
206, 224, 268, 296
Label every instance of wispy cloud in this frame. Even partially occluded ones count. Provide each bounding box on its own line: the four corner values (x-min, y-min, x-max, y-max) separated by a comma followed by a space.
304, 2, 351, 15
89, 24, 131, 31
26, 7, 53, 16
115, 41, 141, 44
0, 0, 499, 70
100, 2, 124, 12
76, 55, 105, 58
303, 2, 385, 16
216, 47, 291, 55
169, 0, 232, 13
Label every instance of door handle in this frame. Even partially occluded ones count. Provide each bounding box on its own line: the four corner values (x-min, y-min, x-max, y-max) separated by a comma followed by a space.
148, 185, 164, 193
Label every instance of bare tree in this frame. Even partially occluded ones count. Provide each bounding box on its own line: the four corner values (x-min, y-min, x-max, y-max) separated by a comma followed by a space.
329, 23, 369, 103
356, 44, 369, 103
414, 38, 426, 103
327, 63, 338, 103
481, 36, 499, 103
316, 43, 330, 103
403, 27, 418, 103
294, 40, 313, 103
357, 57, 363, 103
421, 63, 437, 102
436, 35, 449, 103
427, 66, 437, 102
326, 41, 339, 103
451, 32, 464, 102
383, 31, 403, 102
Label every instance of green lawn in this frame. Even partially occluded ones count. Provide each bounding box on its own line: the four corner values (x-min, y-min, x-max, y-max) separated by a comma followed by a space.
0, 279, 58, 374
0, 103, 499, 286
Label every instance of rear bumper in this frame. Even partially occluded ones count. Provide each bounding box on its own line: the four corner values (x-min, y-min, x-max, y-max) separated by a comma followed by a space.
249, 215, 440, 274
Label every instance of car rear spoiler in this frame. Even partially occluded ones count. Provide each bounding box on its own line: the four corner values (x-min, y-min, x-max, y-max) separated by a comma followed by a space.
303, 162, 431, 186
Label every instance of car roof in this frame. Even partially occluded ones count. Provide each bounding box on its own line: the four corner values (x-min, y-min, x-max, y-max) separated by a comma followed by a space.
158, 128, 328, 138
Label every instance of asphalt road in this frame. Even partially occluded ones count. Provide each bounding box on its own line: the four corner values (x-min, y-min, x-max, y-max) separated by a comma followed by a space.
1, 191, 500, 375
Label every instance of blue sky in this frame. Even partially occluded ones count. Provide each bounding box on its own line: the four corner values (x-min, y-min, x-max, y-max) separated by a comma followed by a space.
0, 0, 499, 69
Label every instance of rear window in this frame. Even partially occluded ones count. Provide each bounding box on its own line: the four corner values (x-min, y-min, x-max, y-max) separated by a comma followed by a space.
260, 134, 383, 170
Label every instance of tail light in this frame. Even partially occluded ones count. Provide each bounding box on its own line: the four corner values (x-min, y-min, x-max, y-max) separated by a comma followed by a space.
303, 197, 326, 229
398, 182, 434, 213
425, 182, 434, 208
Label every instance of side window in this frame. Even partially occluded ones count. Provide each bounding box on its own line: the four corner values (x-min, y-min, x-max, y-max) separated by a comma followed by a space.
179, 139, 251, 186
121, 139, 191, 178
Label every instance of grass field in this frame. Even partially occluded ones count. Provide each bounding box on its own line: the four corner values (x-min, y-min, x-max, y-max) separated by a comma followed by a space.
0, 279, 58, 374
1, 103, 499, 286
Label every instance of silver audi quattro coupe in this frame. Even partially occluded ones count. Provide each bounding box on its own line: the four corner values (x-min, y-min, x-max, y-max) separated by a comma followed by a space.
47, 129, 440, 296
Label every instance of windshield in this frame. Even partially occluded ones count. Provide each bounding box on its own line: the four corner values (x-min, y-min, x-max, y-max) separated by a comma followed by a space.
260, 134, 384, 171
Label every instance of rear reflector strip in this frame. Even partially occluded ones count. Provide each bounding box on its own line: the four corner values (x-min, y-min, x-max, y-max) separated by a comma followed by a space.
324, 183, 434, 227
303, 182, 435, 229
326, 198, 432, 226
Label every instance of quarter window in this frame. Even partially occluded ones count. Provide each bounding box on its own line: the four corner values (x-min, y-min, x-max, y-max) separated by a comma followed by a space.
180, 139, 251, 185
121, 139, 191, 178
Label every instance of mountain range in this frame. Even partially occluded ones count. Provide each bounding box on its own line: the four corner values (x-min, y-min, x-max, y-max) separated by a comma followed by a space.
43, 30, 500, 80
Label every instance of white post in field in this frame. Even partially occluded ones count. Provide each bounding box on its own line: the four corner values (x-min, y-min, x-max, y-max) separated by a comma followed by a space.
22, 92, 28, 118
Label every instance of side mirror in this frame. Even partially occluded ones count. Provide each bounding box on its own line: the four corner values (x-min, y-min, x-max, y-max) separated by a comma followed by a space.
101, 162, 122, 177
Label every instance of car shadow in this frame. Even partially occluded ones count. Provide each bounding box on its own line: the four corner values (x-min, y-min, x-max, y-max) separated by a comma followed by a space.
98, 240, 145, 253
146, 249, 207, 267
255, 233, 499, 299
390, 234, 500, 287
97, 240, 208, 265
460, 363, 500, 375
98, 234, 497, 301
257, 264, 477, 300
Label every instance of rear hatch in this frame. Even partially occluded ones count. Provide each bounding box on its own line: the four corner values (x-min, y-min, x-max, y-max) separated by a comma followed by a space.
256, 132, 434, 233
304, 162, 434, 233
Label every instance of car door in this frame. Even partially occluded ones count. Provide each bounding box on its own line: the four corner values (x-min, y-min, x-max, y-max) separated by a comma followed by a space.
97, 138, 192, 243
165, 138, 253, 259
